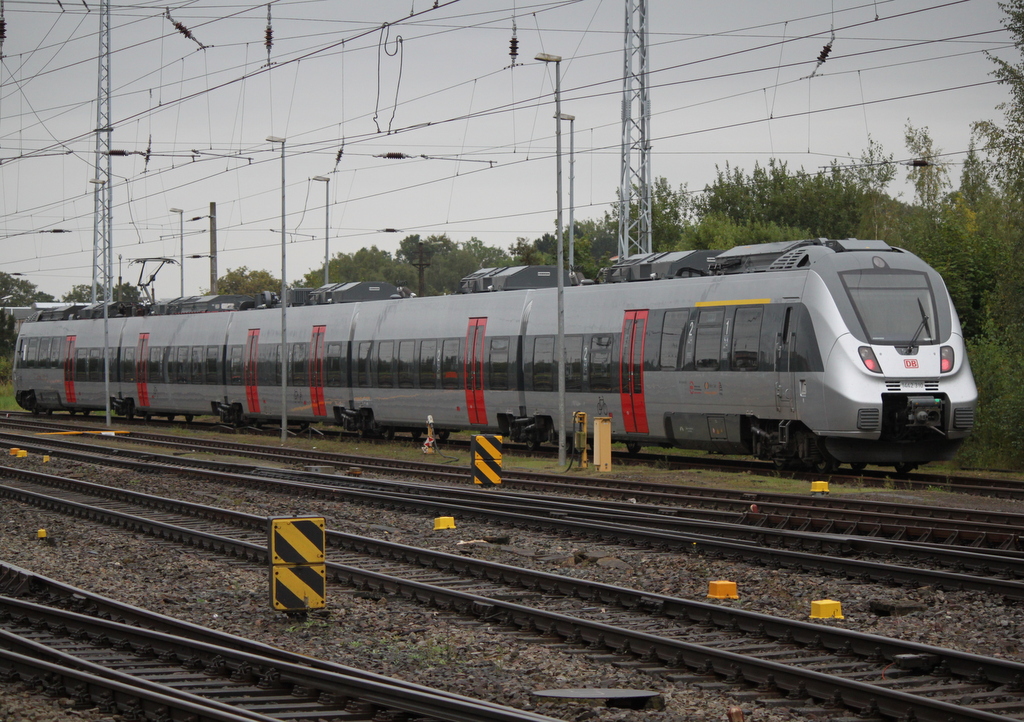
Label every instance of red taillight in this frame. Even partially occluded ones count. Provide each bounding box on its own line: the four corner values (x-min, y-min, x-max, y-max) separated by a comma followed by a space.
940, 345, 954, 373
858, 346, 882, 373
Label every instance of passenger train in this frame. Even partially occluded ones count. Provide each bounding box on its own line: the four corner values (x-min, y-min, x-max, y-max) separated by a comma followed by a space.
12, 239, 977, 473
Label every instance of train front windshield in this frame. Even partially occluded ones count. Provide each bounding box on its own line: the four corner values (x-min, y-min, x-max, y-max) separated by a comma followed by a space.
839, 269, 938, 346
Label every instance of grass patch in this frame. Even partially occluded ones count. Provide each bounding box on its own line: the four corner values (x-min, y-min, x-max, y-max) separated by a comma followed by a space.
0, 381, 16, 411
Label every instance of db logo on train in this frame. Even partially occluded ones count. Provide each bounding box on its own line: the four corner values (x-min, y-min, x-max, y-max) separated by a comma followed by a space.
904, 359, 919, 369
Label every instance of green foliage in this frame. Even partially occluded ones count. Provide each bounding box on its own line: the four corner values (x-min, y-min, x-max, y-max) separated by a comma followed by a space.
0, 272, 55, 306
0, 309, 16, 361
957, 337, 1024, 468
681, 213, 810, 251
62, 282, 140, 304
215, 267, 281, 296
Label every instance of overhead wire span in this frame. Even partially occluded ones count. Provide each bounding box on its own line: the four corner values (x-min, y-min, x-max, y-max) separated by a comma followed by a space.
164, 9, 206, 50
374, 23, 404, 134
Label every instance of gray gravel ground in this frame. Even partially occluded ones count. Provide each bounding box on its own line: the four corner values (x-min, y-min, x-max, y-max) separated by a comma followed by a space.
2, 450, 1024, 722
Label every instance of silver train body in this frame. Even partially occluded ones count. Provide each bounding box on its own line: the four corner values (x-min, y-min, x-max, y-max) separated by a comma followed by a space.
13, 239, 978, 473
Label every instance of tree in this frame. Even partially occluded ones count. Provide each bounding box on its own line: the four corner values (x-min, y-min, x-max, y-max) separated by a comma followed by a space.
0, 308, 16, 357
62, 282, 140, 304
0, 272, 55, 306
904, 122, 951, 211
215, 267, 281, 295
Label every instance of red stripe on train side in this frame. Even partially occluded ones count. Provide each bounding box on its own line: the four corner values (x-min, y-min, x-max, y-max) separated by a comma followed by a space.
309, 325, 326, 417
63, 335, 76, 404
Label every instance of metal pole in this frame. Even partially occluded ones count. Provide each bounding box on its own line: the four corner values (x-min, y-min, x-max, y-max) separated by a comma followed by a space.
209, 202, 218, 294
170, 208, 184, 298
313, 176, 330, 285
268, 136, 288, 443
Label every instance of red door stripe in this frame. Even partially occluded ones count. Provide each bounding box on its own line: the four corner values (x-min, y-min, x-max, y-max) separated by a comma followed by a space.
309, 325, 326, 417
245, 329, 260, 414
464, 318, 487, 426
136, 333, 150, 407
619, 310, 649, 434
63, 335, 77, 404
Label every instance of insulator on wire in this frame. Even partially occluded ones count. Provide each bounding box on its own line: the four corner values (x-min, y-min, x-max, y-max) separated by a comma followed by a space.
509, 36, 518, 63
377, 152, 412, 159
264, 4, 273, 64
817, 42, 832, 64
334, 145, 345, 168
0, 19, 7, 43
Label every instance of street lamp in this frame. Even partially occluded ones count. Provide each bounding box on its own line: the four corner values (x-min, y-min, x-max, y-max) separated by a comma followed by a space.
536, 52, 567, 466
312, 176, 330, 286
169, 208, 184, 298
267, 135, 288, 443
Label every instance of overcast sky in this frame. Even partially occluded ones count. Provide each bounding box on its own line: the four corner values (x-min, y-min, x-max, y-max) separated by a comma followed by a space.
0, 0, 1012, 300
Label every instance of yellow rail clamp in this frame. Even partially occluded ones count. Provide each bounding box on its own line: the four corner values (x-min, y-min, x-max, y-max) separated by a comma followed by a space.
434, 516, 456, 530
42, 456, 50, 463
8, 448, 20, 455
707, 580, 739, 599
810, 481, 830, 495
470, 434, 502, 486
268, 517, 327, 612
37, 529, 47, 540
810, 599, 844, 619
15, 450, 28, 458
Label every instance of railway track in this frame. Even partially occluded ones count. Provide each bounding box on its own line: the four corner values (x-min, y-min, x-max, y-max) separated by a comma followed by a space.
3, 415, 1024, 555
0, 563, 561, 722
1, 462, 1023, 721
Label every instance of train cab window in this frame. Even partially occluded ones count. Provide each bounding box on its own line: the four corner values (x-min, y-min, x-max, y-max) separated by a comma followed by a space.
565, 336, 583, 392
731, 307, 763, 371
377, 341, 394, 388
488, 337, 509, 391
122, 348, 136, 383
532, 336, 554, 392
228, 345, 243, 386
588, 335, 613, 392
291, 343, 308, 386
694, 308, 725, 371
397, 340, 415, 388
441, 339, 461, 390
419, 340, 438, 389
191, 346, 204, 384
325, 343, 344, 387
25, 337, 39, 369
660, 310, 689, 370
356, 341, 372, 387
88, 348, 102, 382
205, 346, 220, 384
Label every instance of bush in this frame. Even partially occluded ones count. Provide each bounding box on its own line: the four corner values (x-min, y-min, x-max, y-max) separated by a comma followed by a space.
0, 356, 10, 385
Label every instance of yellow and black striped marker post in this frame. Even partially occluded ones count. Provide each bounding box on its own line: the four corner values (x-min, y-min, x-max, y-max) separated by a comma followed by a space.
470, 434, 502, 486
268, 517, 326, 612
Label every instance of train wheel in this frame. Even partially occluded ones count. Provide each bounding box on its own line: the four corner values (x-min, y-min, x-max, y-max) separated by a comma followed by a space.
893, 462, 917, 476
143, 413, 152, 422
436, 429, 451, 442
812, 457, 838, 473
525, 436, 543, 452
410, 429, 423, 442
165, 414, 175, 422
381, 426, 395, 441
45, 409, 53, 416
184, 414, 194, 424
125, 401, 135, 421
625, 441, 643, 456
82, 409, 90, 416
850, 462, 867, 472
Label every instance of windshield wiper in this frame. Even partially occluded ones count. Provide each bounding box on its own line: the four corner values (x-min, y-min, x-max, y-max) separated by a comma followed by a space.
908, 297, 931, 348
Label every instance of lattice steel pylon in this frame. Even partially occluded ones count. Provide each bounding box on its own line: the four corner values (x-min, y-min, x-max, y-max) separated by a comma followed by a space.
617, 0, 652, 260
92, 0, 112, 306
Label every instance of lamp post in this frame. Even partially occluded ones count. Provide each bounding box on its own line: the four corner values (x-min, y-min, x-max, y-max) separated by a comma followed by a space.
559, 113, 576, 272
536, 52, 566, 466
267, 135, 288, 443
169, 208, 184, 298
312, 176, 330, 286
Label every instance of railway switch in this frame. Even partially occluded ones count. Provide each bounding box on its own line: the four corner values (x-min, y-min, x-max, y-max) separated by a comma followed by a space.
810, 599, 844, 619
707, 580, 739, 599
268, 517, 326, 613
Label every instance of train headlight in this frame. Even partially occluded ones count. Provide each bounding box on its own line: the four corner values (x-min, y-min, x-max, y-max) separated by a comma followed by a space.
858, 346, 882, 374
940, 346, 954, 373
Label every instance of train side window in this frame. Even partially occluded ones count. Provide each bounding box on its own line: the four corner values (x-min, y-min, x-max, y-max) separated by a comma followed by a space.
25, 337, 39, 369
228, 345, 243, 385
205, 346, 220, 384
149, 347, 164, 383
38, 338, 52, 369
291, 343, 308, 386
191, 346, 204, 384
731, 307, 763, 371
377, 341, 394, 388
694, 308, 725, 371
88, 348, 102, 382
176, 346, 190, 383
419, 340, 438, 389
441, 338, 461, 390
488, 337, 509, 391
75, 349, 87, 381
660, 310, 689, 370
325, 343, 344, 387
589, 335, 613, 392
532, 336, 554, 392
397, 340, 415, 388
49, 337, 63, 367
356, 341, 372, 387
122, 347, 136, 383
565, 336, 583, 392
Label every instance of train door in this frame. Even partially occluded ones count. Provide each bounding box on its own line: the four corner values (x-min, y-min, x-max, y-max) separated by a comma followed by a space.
136, 333, 150, 408
63, 335, 77, 404
244, 329, 260, 414
619, 310, 649, 434
775, 307, 795, 412
309, 325, 326, 417
465, 317, 487, 425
